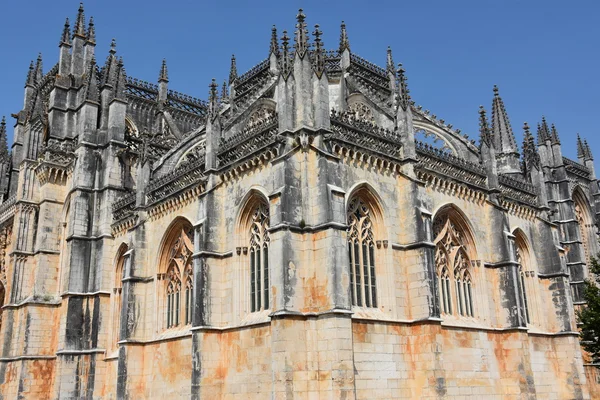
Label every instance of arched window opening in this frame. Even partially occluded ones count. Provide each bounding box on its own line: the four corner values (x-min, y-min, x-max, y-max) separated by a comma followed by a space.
573, 189, 595, 266
347, 196, 378, 308
249, 202, 270, 312
514, 231, 535, 325
433, 209, 476, 318
160, 221, 194, 329
110, 244, 128, 351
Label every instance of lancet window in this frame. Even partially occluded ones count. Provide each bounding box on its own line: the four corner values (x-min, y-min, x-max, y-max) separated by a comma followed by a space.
249, 202, 270, 312
347, 196, 377, 308
162, 223, 194, 329
434, 215, 475, 317
110, 245, 128, 350
514, 231, 533, 325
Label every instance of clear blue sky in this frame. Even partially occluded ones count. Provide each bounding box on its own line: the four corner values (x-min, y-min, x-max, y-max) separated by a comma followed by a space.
0, 0, 598, 163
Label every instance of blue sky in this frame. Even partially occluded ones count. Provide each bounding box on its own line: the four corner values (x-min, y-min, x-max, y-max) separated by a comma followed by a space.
0, 0, 598, 163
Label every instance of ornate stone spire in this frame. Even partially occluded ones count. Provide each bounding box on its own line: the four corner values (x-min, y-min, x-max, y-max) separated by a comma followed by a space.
294, 9, 309, 58
550, 123, 560, 144
84, 56, 99, 102
87, 16, 96, 44
221, 80, 228, 103
396, 63, 410, 111
577, 134, 586, 159
102, 39, 117, 87
280, 30, 292, 79
34, 53, 43, 82
270, 25, 279, 56
584, 139, 593, 160
158, 59, 168, 82
479, 106, 492, 147
229, 55, 237, 85
491, 85, 518, 153
25, 60, 35, 86
522, 122, 540, 169
113, 56, 127, 100
60, 18, 71, 46
339, 21, 350, 53
73, 2, 86, 38
312, 24, 325, 78
208, 78, 219, 119
386, 46, 396, 77
0, 117, 8, 163
537, 116, 550, 143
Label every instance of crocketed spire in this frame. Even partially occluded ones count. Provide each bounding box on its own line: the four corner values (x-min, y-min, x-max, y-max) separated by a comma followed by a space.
577, 134, 586, 159
522, 122, 540, 169
386, 46, 395, 77
229, 55, 237, 85
87, 16, 96, 44
84, 56, 99, 102
339, 21, 350, 53
101, 39, 118, 87
294, 9, 309, 58
491, 85, 518, 154
25, 60, 35, 86
60, 18, 71, 46
0, 117, 8, 162
584, 140, 593, 160
396, 63, 410, 111
280, 30, 292, 79
270, 25, 279, 56
312, 24, 325, 78
34, 53, 43, 82
73, 2, 86, 38
158, 59, 168, 82
537, 116, 550, 143
550, 123, 560, 144
478, 106, 492, 148
221, 80, 228, 102
208, 78, 219, 119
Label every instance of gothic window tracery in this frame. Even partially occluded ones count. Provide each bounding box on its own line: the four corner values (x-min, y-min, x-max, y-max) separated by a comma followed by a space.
434, 214, 475, 317
245, 106, 276, 132
347, 196, 378, 308
111, 245, 128, 351
514, 231, 534, 325
348, 102, 375, 123
249, 201, 270, 312
162, 223, 194, 329
574, 201, 591, 264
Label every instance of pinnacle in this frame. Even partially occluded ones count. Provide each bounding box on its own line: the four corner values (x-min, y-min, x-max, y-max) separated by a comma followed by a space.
478, 105, 492, 147
339, 21, 350, 53
229, 54, 237, 85
109, 38, 117, 55
294, 8, 309, 57
60, 18, 71, 46
159, 59, 169, 82
74, 2, 86, 38
270, 25, 279, 56
490, 85, 518, 155
550, 123, 560, 144
87, 16, 96, 44
386, 46, 395, 76
26, 60, 35, 86
577, 134, 585, 158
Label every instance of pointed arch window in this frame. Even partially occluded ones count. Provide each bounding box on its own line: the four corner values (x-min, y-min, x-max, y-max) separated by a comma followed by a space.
347, 196, 377, 308
514, 232, 534, 325
249, 202, 270, 312
434, 216, 475, 318
162, 224, 194, 329
110, 245, 128, 350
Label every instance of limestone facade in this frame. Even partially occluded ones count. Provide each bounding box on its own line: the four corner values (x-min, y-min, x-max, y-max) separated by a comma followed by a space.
0, 5, 599, 399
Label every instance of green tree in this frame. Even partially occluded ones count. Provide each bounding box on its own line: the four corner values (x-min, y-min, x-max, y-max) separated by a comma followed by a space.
577, 255, 600, 365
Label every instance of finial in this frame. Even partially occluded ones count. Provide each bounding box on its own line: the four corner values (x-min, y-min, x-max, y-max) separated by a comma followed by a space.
270, 25, 279, 56
339, 21, 350, 53
396, 63, 410, 111
74, 2, 86, 38
84, 56, 99, 102
159, 59, 168, 82
312, 24, 325, 78
386, 46, 395, 76
209, 78, 219, 118
490, 84, 519, 160
493, 85, 499, 97
550, 123, 560, 144
229, 54, 237, 85
87, 16, 96, 44
109, 38, 117, 55
60, 18, 71, 46
294, 9, 309, 58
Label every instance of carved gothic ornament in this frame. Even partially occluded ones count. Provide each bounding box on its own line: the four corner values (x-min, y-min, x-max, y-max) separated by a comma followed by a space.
348, 102, 375, 124
244, 106, 276, 132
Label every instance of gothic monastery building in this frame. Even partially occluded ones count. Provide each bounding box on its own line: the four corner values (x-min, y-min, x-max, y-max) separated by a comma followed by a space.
0, 4, 599, 399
